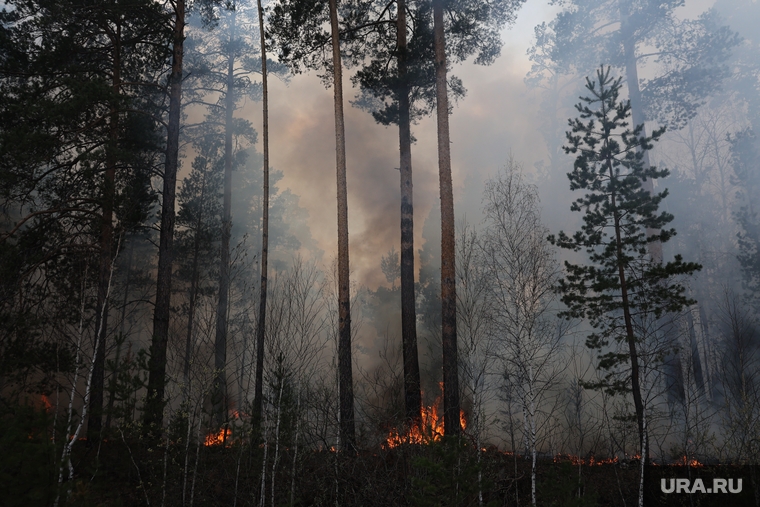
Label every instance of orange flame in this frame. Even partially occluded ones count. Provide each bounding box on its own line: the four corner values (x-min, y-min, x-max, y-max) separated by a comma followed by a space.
383, 384, 467, 449
204, 427, 232, 446
203, 410, 242, 446
553, 454, 620, 466
676, 455, 704, 467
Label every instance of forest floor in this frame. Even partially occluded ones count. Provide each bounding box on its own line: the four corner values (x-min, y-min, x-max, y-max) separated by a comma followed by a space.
6, 429, 758, 507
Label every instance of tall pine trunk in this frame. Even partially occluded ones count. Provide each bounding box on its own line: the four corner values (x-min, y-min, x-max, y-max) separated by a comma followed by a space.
619, 1, 661, 264
253, 0, 270, 429
145, 0, 185, 435
214, 5, 237, 426
329, 0, 355, 450
432, 0, 460, 437
397, 0, 422, 428
88, 22, 121, 442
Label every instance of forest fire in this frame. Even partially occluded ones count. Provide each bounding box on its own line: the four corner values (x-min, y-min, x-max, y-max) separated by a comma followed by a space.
553, 454, 620, 466
204, 427, 232, 446
551, 454, 706, 467
676, 456, 705, 467
203, 410, 242, 446
383, 387, 467, 449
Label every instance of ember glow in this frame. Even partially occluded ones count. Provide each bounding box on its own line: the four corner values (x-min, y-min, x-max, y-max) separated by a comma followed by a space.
553, 454, 620, 466
383, 385, 467, 449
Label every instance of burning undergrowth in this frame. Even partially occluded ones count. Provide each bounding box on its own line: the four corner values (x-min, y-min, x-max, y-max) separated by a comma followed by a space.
382, 383, 467, 449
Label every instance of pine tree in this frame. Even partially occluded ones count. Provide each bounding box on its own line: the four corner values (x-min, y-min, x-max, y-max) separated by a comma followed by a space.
348, 0, 443, 428
431, 0, 459, 437
549, 66, 701, 506
327, 0, 356, 451
174, 133, 224, 402
145, 0, 189, 436
253, 0, 271, 433
430, 0, 525, 436
0, 0, 165, 438
530, 0, 739, 266
145, 0, 229, 437
267, 0, 356, 449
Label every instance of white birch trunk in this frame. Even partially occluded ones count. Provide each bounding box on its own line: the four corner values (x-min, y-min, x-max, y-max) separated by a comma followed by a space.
271, 379, 284, 507
289, 389, 302, 506
54, 271, 89, 507
55, 238, 120, 507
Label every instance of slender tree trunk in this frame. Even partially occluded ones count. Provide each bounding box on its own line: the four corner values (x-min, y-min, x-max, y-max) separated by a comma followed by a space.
271, 378, 284, 507
329, 0, 356, 451
289, 389, 301, 506
253, 0, 270, 430
189, 411, 202, 507
146, 0, 185, 435
54, 277, 89, 507
214, 5, 237, 427
529, 366, 537, 506
88, 22, 121, 443
238, 317, 248, 412
105, 236, 134, 431
182, 403, 195, 506
432, 0, 460, 437
610, 159, 647, 507
397, 0, 423, 429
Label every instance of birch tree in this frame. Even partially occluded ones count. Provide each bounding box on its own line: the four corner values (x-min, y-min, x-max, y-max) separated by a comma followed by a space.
481, 159, 562, 505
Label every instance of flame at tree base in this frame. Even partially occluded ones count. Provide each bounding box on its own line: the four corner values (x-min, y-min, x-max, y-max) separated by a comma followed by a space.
203, 410, 243, 447
383, 385, 466, 449
204, 427, 233, 447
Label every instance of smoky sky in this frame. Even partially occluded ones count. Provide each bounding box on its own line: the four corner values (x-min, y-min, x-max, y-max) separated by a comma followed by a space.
231, 0, 733, 291
234, 2, 556, 290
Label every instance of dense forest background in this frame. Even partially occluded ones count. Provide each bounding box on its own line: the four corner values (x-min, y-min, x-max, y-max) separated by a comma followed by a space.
1, 0, 759, 505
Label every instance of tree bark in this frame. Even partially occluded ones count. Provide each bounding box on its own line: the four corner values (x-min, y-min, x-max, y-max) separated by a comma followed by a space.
214, 4, 237, 427
433, 0, 460, 437
329, 0, 356, 450
145, 0, 185, 436
396, 0, 422, 429
253, 0, 270, 430
88, 20, 121, 443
